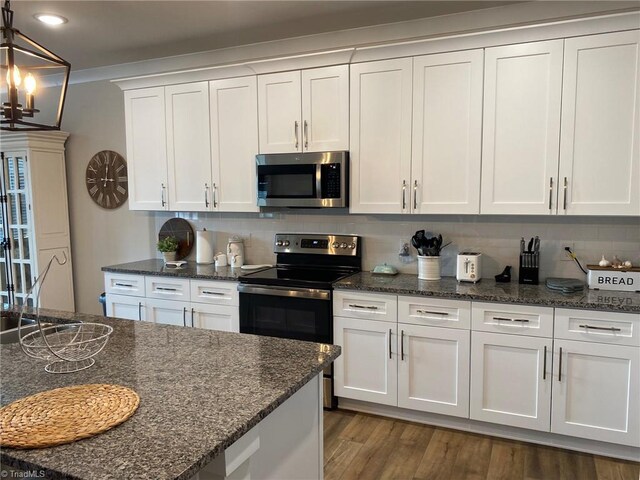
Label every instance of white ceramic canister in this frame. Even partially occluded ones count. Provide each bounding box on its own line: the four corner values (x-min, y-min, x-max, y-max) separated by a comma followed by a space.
418, 255, 441, 280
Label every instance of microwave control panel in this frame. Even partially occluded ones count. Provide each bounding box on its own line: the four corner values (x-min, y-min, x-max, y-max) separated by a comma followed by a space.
321, 164, 341, 199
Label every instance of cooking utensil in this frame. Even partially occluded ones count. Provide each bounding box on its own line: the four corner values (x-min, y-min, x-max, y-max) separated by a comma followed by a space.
527, 237, 534, 253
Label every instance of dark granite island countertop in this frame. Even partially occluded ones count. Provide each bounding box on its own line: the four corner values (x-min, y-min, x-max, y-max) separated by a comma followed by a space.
334, 273, 640, 313
101, 259, 257, 281
0, 308, 339, 480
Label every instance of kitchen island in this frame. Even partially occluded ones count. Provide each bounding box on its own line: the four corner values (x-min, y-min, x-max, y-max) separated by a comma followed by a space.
0, 308, 340, 480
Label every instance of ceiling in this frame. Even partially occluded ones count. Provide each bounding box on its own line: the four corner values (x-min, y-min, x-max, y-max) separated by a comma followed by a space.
9, 1, 524, 70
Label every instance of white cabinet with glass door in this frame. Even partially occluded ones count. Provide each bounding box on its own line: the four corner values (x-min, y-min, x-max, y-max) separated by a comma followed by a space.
411, 49, 483, 214
558, 30, 640, 216
210, 76, 259, 212
165, 82, 212, 212
480, 40, 563, 215
350, 58, 413, 213
123, 87, 169, 211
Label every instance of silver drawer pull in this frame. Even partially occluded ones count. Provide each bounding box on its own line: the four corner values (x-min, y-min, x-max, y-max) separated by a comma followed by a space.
579, 324, 621, 332
114, 282, 134, 288
202, 290, 225, 296
416, 310, 449, 316
494, 317, 530, 323
349, 304, 378, 310
156, 287, 178, 292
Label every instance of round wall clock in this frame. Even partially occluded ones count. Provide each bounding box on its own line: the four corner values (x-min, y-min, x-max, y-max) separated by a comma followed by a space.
86, 150, 128, 209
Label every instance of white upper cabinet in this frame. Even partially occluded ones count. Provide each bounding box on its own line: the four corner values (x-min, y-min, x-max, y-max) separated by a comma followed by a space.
258, 66, 349, 154
165, 82, 212, 212
411, 50, 483, 214
124, 87, 169, 210
301, 65, 349, 152
559, 30, 640, 216
481, 40, 563, 215
350, 58, 413, 213
210, 76, 260, 212
258, 71, 302, 153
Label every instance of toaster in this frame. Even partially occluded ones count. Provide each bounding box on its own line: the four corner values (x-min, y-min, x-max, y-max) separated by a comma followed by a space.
457, 252, 482, 283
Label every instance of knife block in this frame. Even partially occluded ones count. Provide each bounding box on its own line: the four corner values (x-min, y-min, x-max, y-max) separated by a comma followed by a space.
519, 252, 539, 285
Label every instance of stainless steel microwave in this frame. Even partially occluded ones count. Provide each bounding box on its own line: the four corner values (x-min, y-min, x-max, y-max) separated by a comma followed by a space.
256, 151, 348, 208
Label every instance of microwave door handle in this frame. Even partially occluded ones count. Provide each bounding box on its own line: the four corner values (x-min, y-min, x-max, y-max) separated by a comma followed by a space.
316, 164, 322, 201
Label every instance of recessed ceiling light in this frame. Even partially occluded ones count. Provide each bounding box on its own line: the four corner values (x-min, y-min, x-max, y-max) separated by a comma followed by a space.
33, 13, 68, 26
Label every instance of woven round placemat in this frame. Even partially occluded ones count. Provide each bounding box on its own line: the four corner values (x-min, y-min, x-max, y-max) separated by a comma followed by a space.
0, 384, 140, 449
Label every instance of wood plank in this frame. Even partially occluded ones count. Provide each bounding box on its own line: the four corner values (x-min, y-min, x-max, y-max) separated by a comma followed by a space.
524, 444, 561, 480
338, 412, 380, 444
413, 428, 468, 480
594, 456, 640, 480
324, 410, 357, 464
485, 438, 525, 480
556, 447, 597, 480
324, 439, 363, 480
450, 432, 493, 480
379, 422, 435, 480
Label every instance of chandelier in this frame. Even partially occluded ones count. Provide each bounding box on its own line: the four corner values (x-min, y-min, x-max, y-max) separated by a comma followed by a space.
1, 0, 70, 131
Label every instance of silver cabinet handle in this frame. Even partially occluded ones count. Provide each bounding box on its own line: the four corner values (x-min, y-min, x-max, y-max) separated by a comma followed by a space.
413, 180, 418, 210
156, 286, 178, 292
212, 183, 218, 208
114, 282, 134, 288
563, 177, 568, 210
349, 304, 378, 310
417, 310, 449, 316
204, 183, 210, 208
558, 347, 563, 382
543, 345, 547, 380
493, 316, 529, 323
202, 290, 225, 296
191, 307, 195, 327
389, 328, 392, 359
579, 324, 622, 332
304, 120, 308, 150
548, 177, 553, 211
183, 307, 187, 327
402, 180, 407, 210
138, 302, 142, 321
294, 121, 299, 149
161, 183, 166, 207
401, 329, 405, 361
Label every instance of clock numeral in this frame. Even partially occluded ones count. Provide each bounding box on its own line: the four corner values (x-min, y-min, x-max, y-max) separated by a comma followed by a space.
117, 185, 126, 195
97, 192, 104, 205
88, 166, 97, 174
118, 176, 128, 182
116, 165, 125, 173
113, 193, 120, 205
96, 157, 103, 166
89, 185, 98, 196
87, 178, 97, 184
105, 195, 111, 208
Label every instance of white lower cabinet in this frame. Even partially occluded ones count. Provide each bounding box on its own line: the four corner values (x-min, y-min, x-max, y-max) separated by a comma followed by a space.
146, 298, 191, 327
191, 303, 239, 333
334, 316, 397, 406
398, 324, 469, 417
105, 293, 145, 321
470, 331, 552, 431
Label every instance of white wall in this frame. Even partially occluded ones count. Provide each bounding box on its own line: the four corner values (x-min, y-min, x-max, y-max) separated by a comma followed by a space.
155, 211, 640, 282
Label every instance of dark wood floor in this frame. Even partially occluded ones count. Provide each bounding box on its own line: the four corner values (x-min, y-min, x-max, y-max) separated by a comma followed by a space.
324, 409, 640, 480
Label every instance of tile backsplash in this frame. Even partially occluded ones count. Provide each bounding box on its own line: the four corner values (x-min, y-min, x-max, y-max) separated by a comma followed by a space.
155, 212, 639, 280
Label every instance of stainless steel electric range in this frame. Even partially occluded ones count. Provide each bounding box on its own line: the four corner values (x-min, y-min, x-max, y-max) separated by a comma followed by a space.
238, 233, 361, 409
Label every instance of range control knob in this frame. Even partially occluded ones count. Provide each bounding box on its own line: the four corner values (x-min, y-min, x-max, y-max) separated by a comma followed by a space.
340, 243, 348, 249
275, 241, 283, 247
348, 243, 356, 249
283, 240, 290, 247
332, 242, 339, 248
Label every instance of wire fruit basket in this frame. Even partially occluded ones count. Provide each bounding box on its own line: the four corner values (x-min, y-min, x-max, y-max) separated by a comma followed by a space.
18, 253, 113, 374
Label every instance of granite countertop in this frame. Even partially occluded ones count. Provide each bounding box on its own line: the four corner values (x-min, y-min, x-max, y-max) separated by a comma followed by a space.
334, 273, 640, 313
101, 259, 260, 281
0, 308, 340, 480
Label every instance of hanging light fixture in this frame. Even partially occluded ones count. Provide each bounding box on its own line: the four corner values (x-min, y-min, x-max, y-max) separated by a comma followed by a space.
1, 0, 70, 131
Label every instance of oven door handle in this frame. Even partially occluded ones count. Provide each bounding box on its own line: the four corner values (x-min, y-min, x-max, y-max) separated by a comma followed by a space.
238, 284, 331, 301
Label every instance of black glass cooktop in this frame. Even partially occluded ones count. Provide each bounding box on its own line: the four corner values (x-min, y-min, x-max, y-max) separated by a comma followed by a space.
239, 266, 356, 289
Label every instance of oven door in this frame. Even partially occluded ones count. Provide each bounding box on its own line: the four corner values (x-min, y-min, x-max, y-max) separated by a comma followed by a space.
238, 285, 331, 343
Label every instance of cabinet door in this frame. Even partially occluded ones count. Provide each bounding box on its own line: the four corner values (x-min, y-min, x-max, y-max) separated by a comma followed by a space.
210, 76, 259, 212
301, 65, 349, 152
146, 298, 190, 327
552, 339, 640, 447
481, 40, 563, 215
398, 324, 470, 418
191, 303, 239, 333
411, 50, 483, 214
165, 82, 212, 212
334, 316, 397, 406
124, 87, 168, 210
470, 332, 552, 431
559, 30, 640, 216
258, 71, 302, 153
105, 293, 145, 321
350, 58, 413, 213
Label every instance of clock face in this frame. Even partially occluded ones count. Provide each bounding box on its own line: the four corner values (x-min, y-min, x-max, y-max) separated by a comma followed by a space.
86, 151, 128, 209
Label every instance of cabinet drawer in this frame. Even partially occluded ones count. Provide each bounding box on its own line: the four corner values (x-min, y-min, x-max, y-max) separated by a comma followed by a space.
190, 280, 239, 306
104, 273, 145, 297
554, 309, 640, 347
333, 291, 397, 322
145, 276, 190, 300
472, 302, 553, 338
398, 296, 471, 330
